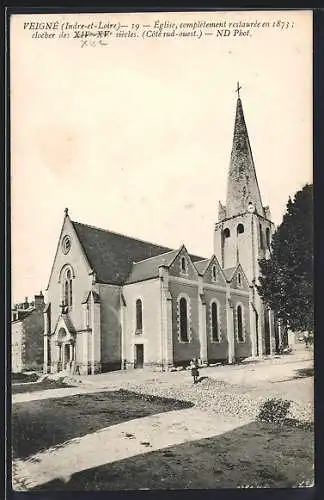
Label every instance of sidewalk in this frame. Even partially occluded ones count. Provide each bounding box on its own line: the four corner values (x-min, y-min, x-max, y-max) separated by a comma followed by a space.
12, 345, 313, 406
71, 344, 314, 389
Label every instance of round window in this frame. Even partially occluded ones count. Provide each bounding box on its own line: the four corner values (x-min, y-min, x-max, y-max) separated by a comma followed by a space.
62, 235, 72, 255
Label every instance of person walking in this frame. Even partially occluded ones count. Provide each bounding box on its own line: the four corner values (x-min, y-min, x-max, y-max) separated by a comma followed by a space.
190, 357, 199, 384
303, 331, 310, 348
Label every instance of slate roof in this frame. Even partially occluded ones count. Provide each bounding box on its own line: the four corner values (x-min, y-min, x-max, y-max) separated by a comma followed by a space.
72, 221, 204, 285
125, 249, 179, 284
12, 309, 35, 322
194, 259, 210, 275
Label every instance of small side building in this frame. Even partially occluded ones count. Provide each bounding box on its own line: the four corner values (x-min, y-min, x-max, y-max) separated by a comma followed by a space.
12, 292, 45, 373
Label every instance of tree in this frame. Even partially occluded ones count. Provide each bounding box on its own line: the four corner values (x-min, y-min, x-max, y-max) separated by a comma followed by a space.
257, 184, 313, 334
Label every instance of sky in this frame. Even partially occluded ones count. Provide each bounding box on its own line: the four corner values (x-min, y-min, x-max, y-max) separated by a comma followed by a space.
10, 11, 313, 303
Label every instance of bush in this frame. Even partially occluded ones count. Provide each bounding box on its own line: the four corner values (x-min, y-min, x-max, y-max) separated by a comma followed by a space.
257, 398, 291, 424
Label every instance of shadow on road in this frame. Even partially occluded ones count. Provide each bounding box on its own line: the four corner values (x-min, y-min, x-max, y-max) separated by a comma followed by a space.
31, 419, 314, 490
292, 367, 314, 379
197, 376, 208, 384
12, 389, 193, 459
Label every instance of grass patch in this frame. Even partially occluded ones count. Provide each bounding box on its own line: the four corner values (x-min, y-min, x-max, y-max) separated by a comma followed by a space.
12, 389, 193, 459
12, 378, 74, 395
293, 367, 314, 379
12, 372, 40, 384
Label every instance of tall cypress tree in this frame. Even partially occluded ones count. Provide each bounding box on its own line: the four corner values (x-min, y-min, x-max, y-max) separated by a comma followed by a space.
258, 184, 313, 334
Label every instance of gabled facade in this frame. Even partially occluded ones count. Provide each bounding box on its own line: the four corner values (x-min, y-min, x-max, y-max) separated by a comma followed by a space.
44, 89, 276, 375
44, 217, 252, 374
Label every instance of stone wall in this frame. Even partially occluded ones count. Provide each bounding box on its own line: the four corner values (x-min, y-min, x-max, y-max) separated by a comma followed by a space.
99, 283, 122, 371
122, 278, 162, 367
168, 280, 200, 365
204, 287, 228, 362
12, 308, 44, 372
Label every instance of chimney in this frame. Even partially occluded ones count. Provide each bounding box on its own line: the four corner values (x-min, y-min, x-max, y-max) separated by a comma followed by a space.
34, 291, 45, 311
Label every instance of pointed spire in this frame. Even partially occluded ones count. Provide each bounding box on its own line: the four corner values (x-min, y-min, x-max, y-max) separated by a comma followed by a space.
224, 88, 264, 219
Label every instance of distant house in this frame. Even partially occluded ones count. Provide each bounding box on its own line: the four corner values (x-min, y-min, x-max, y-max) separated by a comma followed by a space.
12, 292, 45, 373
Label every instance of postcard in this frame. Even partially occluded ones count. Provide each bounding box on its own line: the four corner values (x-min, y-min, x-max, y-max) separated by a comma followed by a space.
10, 10, 313, 491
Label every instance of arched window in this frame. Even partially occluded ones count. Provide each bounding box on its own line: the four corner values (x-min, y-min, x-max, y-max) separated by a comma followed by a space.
181, 257, 187, 273
266, 228, 271, 248
62, 268, 73, 308
237, 273, 242, 287
212, 265, 217, 281
85, 304, 91, 328
237, 223, 244, 234
135, 299, 143, 334
259, 224, 264, 249
179, 297, 189, 342
64, 281, 69, 305
211, 302, 219, 342
223, 228, 230, 238
236, 305, 244, 342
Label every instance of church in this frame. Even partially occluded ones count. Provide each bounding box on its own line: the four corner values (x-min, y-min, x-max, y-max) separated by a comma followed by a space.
43, 88, 277, 375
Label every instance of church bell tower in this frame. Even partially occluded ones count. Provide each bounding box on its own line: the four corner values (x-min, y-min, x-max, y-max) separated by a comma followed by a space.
214, 84, 276, 356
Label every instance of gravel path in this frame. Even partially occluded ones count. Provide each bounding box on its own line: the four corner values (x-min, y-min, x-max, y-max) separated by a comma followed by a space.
21, 348, 313, 423
119, 376, 313, 423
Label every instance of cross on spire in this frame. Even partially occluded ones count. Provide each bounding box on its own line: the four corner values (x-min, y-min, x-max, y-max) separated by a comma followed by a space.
235, 81, 242, 98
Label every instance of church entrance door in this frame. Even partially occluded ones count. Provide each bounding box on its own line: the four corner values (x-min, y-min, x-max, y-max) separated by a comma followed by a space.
134, 344, 144, 369
63, 343, 71, 371
264, 310, 271, 355
255, 312, 259, 357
